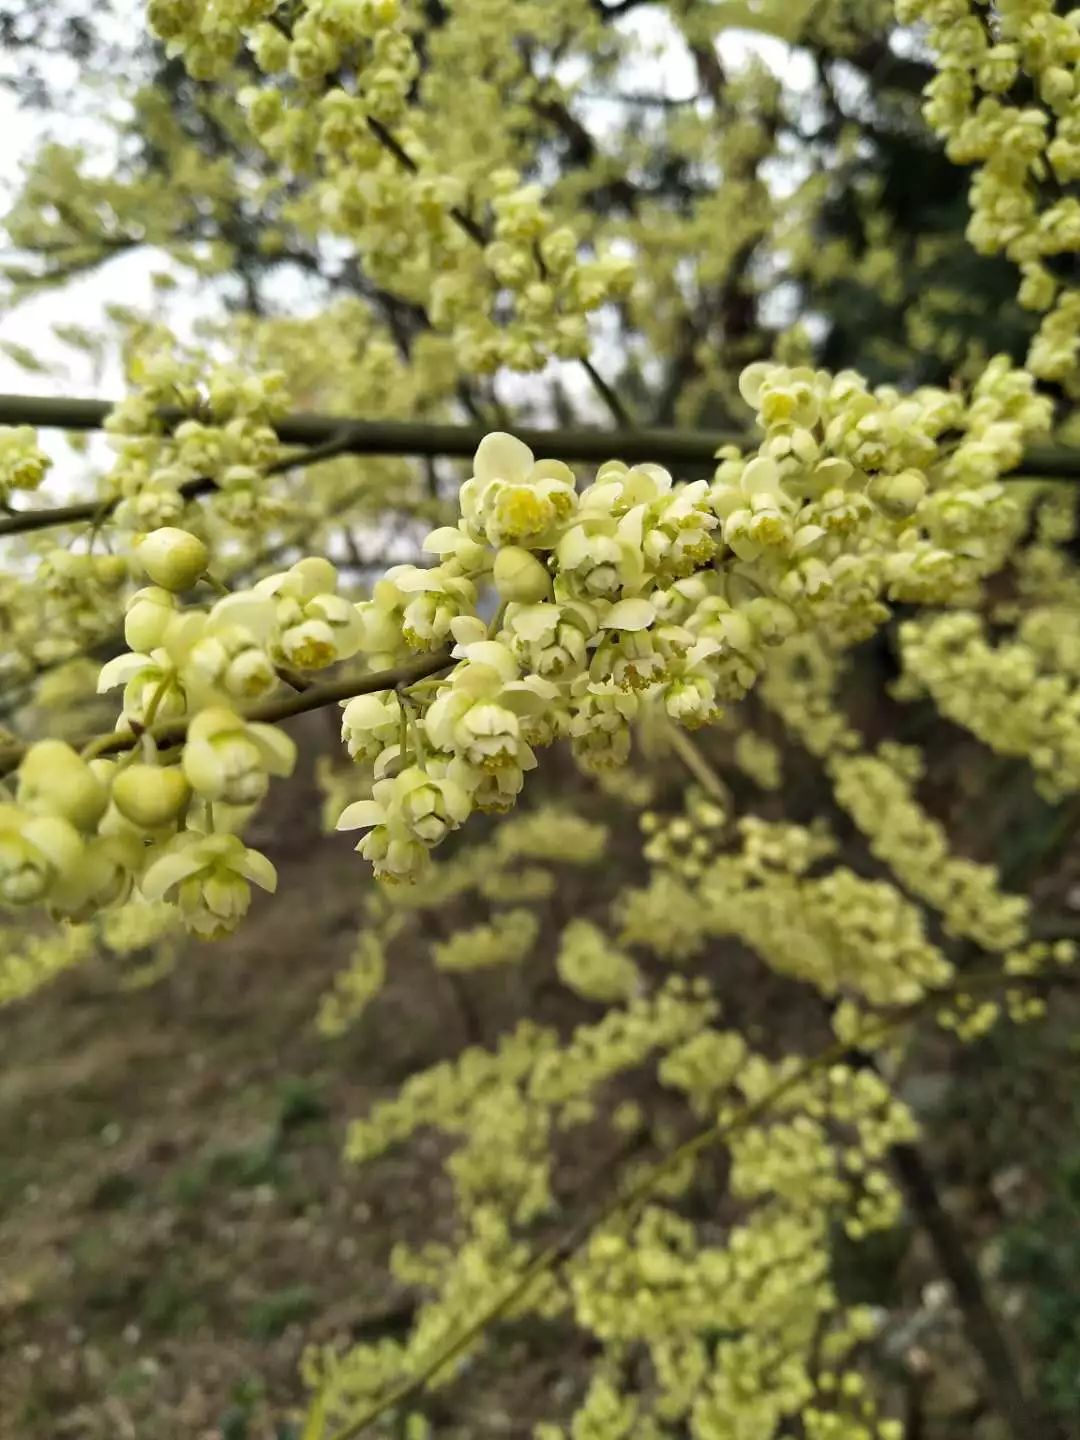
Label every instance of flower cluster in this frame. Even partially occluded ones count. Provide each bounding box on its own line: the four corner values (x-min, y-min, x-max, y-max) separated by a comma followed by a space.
103, 352, 288, 533
0, 530, 364, 936
763, 633, 1034, 956
0, 424, 51, 500
335, 358, 1051, 884
432, 908, 539, 972
900, 0, 1080, 391
896, 611, 1080, 802
555, 918, 641, 1004
701, 821, 955, 1008
149, 0, 634, 376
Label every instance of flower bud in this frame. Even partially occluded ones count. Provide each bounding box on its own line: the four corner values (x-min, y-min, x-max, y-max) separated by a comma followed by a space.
493, 545, 552, 603
94, 555, 129, 591
17, 740, 109, 831
223, 648, 277, 700
112, 764, 192, 829
869, 470, 926, 519
136, 528, 209, 592
125, 586, 179, 651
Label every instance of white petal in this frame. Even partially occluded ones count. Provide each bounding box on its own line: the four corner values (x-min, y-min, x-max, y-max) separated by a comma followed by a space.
457, 640, 518, 679
336, 800, 385, 831
441, 780, 473, 823
450, 614, 487, 648
141, 845, 206, 900
97, 654, 150, 692
373, 743, 404, 779
247, 722, 298, 777
392, 565, 443, 594
22, 816, 83, 875
604, 598, 656, 631
473, 431, 534, 486
742, 456, 782, 499
235, 847, 278, 893
209, 594, 277, 640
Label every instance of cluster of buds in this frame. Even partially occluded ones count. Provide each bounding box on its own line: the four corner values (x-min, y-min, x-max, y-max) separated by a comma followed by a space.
0, 525, 320, 936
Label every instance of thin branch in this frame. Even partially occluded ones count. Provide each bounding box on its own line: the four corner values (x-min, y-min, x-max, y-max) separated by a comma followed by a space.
365, 116, 490, 248
664, 723, 731, 806
0, 424, 366, 538
890, 1141, 1051, 1440
580, 356, 635, 428
0, 649, 453, 777
1, 395, 1079, 540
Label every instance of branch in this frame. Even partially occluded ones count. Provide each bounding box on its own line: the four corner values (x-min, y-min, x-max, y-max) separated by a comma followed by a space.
890, 1141, 1053, 1440
2, 394, 1079, 537
0, 650, 453, 777
0, 399, 756, 539
2, 401, 1078, 539
0, 422, 372, 538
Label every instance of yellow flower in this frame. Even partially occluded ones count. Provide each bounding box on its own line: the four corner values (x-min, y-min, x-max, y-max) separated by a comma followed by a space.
141, 832, 277, 939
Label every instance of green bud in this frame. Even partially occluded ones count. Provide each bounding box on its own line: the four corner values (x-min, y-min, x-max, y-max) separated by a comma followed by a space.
493, 545, 552, 603
125, 586, 179, 651
94, 555, 129, 591
17, 740, 109, 831
869, 470, 926, 519
136, 527, 209, 592
112, 764, 192, 829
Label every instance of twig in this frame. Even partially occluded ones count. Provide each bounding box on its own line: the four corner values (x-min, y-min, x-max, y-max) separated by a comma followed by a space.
2, 396, 1078, 539
890, 1141, 1051, 1440
0, 424, 365, 539
663, 722, 731, 806
0, 649, 454, 777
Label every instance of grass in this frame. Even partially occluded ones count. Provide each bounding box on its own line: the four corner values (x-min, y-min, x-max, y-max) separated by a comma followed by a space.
244, 1286, 317, 1342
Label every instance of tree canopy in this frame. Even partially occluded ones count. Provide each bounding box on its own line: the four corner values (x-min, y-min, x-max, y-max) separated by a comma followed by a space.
2, 1, 1080, 1437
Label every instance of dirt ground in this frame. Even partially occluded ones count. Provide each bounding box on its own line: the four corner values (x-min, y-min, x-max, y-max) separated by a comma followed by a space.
0, 829, 430, 1438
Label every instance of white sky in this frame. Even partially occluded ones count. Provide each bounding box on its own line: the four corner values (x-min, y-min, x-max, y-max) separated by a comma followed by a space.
0, 9, 816, 434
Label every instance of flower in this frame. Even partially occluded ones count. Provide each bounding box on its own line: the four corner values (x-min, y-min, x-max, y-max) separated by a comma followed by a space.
504, 600, 595, 679
340, 691, 403, 763
390, 564, 477, 651
555, 509, 648, 602
181, 707, 296, 805
141, 831, 277, 938
459, 432, 576, 548
711, 456, 796, 561
421, 525, 489, 576
254, 559, 364, 670
97, 644, 189, 727
0, 804, 84, 908
340, 764, 471, 845
185, 593, 279, 701
425, 641, 555, 769
0, 425, 51, 496
337, 766, 472, 881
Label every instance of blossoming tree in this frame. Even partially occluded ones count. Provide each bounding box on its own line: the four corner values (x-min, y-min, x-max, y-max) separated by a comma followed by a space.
2, 0, 1080, 1435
